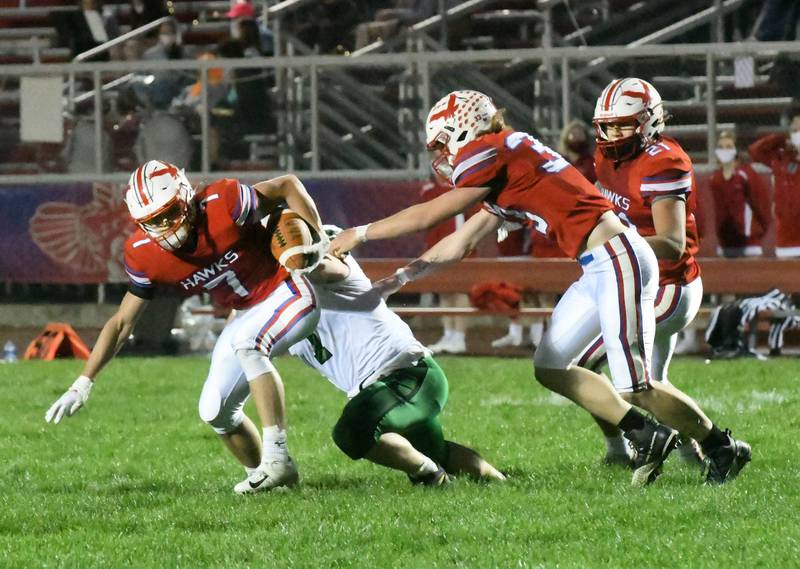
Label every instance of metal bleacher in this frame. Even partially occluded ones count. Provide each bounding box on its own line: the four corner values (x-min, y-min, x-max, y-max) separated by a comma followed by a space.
0, 0, 795, 179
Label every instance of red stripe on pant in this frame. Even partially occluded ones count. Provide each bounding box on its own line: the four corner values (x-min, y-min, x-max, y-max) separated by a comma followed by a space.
263, 304, 315, 353
656, 285, 681, 324
256, 282, 301, 348
605, 241, 641, 387
618, 233, 649, 383
578, 336, 604, 368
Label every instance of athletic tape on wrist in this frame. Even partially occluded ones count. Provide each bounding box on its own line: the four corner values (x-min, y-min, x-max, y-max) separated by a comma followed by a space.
355, 224, 371, 243
395, 268, 412, 285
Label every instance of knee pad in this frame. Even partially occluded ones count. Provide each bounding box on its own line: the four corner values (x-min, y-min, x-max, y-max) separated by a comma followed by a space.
198, 387, 246, 434
234, 347, 275, 381
533, 339, 571, 371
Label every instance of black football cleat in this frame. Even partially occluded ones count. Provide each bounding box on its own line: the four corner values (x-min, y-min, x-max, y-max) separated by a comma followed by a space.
624, 420, 679, 487
704, 430, 752, 485
408, 465, 450, 487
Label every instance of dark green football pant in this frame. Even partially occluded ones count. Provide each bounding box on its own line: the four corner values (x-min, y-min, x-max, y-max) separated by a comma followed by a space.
332, 356, 449, 464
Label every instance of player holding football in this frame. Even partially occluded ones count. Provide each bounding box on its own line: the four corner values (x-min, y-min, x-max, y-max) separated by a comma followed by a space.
578, 78, 726, 468
332, 89, 749, 485
45, 161, 327, 494
297, 233, 505, 485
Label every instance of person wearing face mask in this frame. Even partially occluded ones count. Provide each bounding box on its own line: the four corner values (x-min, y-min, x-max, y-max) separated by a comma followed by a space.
558, 119, 597, 183
709, 131, 771, 258
749, 115, 800, 258
139, 19, 188, 109
143, 19, 183, 61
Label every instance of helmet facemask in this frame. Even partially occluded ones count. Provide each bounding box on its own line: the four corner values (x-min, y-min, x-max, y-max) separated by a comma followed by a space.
427, 132, 455, 182
593, 114, 647, 162
137, 194, 196, 251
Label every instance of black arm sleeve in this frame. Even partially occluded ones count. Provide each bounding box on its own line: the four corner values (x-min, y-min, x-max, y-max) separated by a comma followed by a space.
127, 282, 156, 300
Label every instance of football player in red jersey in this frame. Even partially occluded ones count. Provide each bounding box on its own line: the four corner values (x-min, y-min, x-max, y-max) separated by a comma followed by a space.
45, 161, 327, 494
332, 91, 669, 486
332, 89, 751, 485
571, 78, 749, 476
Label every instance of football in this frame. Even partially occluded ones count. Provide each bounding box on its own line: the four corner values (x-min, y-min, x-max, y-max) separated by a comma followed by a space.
270, 209, 314, 270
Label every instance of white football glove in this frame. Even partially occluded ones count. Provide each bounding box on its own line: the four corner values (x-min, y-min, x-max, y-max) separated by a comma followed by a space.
288, 227, 331, 275
497, 221, 523, 243
45, 376, 93, 424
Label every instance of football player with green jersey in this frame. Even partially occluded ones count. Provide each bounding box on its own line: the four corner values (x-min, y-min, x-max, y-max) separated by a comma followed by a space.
291, 240, 505, 485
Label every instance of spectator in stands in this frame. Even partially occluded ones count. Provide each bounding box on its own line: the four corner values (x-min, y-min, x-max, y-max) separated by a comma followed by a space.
354, 0, 440, 50
128, 0, 168, 32
212, 39, 273, 163
139, 19, 188, 109
143, 19, 183, 61
709, 130, 771, 258
237, 19, 265, 58
227, 0, 274, 56
749, 116, 800, 258
68, 0, 120, 60
292, 0, 362, 53
558, 119, 596, 183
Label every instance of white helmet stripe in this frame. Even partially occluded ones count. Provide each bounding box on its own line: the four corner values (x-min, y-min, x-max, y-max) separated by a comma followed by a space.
135, 163, 149, 206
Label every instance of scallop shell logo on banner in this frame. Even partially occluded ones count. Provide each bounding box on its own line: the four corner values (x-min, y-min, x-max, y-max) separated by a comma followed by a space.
29, 183, 134, 281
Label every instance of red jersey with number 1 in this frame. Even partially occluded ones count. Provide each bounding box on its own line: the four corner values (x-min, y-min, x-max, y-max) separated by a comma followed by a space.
123, 178, 288, 309
594, 136, 700, 286
452, 129, 611, 259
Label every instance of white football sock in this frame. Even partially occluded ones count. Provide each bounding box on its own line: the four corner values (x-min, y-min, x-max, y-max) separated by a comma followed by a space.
605, 435, 630, 456
450, 330, 465, 343
415, 455, 439, 477
508, 322, 523, 341
262, 425, 289, 462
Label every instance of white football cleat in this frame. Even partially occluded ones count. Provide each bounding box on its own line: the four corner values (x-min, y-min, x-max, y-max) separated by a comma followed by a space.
234, 457, 299, 494
491, 333, 523, 348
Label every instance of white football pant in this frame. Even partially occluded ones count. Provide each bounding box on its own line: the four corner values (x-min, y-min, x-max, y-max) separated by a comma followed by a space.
576, 277, 703, 383
534, 228, 657, 393
198, 274, 319, 434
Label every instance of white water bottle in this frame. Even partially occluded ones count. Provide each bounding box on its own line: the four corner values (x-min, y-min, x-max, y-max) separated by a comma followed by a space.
3, 341, 17, 363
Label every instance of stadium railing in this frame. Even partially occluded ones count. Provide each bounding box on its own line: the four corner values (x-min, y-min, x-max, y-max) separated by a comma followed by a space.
2, 40, 800, 183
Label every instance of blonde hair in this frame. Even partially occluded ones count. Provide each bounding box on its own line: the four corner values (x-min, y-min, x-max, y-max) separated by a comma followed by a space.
476, 110, 509, 137
718, 130, 736, 144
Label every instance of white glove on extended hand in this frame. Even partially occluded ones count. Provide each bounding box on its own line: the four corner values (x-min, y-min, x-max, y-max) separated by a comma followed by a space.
289, 228, 331, 275
45, 376, 93, 424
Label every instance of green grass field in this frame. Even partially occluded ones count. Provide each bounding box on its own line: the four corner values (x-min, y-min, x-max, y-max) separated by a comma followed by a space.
2, 355, 798, 568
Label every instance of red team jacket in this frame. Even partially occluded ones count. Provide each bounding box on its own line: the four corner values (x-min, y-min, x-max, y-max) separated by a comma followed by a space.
748, 134, 800, 250
708, 164, 771, 251
124, 179, 288, 309
593, 135, 701, 286
452, 129, 611, 259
